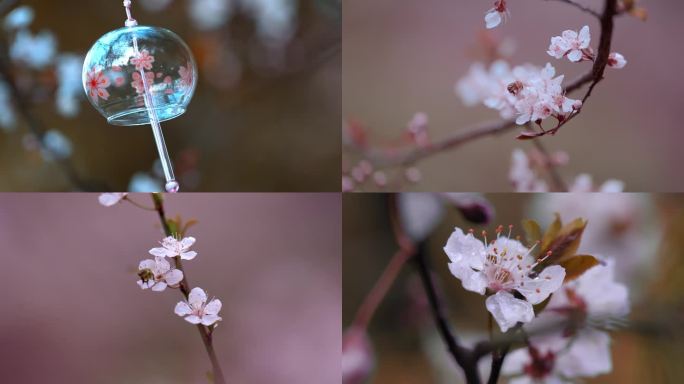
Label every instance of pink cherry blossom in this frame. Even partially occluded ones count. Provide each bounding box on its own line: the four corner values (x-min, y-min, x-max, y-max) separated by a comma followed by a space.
130, 49, 155, 71
137, 256, 184, 292
174, 287, 222, 326
178, 63, 193, 87
444, 227, 565, 332
607, 52, 627, 69
149, 236, 198, 260
98, 193, 127, 207
131, 71, 155, 94
485, 0, 508, 29
85, 68, 110, 102
547, 25, 592, 62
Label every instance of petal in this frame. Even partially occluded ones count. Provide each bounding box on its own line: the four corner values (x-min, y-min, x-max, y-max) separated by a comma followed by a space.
443, 228, 486, 269
204, 299, 222, 315
98, 193, 125, 206
501, 348, 530, 375
485, 11, 502, 29
201, 314, 222, 326
578, 25, 591, 47
556, 330, 612, 377
180, 251, 197, 260
485, 291, 535, 332
567, 49, 582, 62
188, 287, 207, 306
561, 30, 577, 41
181, 236, 196, 248
174, 301, 192, 316
151, 281, 167, 292
516, 265, 566, 304
448, 262, 487, 294
164, 269, 184, 286
137, 280, 150, 290
488, 237, 532, 264
149, 247, 174, 257
184, 315, 202, 324
138, 258, 156, 270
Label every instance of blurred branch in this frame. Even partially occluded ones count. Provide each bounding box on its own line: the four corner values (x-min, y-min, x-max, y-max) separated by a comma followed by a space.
346, 0, 618, 172
151, 193, 227, 384
545, 0, 601, 18
531, 138, 568, 192
0, 34, 108, 191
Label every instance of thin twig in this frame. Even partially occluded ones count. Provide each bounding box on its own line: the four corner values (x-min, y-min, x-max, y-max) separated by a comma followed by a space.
151, 193, 227, 384
351, 245, 415, 330
531, 139, 568, 192
545, 0, 601, 18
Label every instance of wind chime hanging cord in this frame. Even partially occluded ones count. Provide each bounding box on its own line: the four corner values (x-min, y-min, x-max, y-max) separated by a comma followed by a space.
122, 0, 180, 193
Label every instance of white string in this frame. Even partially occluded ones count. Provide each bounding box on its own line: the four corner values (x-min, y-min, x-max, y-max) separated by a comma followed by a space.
124, 0, 179, 193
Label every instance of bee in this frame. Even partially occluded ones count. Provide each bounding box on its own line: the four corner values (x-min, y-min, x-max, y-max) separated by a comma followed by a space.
507, 80, 524, 96
138, 268, 155, 286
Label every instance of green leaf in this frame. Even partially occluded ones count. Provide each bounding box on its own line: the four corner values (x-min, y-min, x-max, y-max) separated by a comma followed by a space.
166, 219, 179, 236
560, 255, 600, 282
181, 218, 199, 237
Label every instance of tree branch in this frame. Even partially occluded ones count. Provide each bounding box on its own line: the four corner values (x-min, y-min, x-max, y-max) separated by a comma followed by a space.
346, 0, 619, 171
151, 193, 226, 384
545, 0, 601, 18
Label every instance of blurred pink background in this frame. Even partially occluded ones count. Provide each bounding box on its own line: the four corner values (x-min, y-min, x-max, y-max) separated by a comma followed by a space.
0, 193, 340, 383
343, 0, 684, 191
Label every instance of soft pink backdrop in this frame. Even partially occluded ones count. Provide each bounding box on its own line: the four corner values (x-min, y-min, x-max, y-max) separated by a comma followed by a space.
0, 193, 340, 383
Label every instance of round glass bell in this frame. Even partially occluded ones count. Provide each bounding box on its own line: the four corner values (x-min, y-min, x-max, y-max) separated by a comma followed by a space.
82, 25, 197, 126
82, 0, 198, 192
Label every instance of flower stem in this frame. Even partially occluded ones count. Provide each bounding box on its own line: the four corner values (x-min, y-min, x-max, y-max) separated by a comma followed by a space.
151, 193, 226, 384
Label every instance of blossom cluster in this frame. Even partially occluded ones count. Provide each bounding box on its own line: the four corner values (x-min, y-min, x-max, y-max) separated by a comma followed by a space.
457, 61, 581, 125
444, 219, 630, 382
99, 193, 222, 326
509, 148, 625, 192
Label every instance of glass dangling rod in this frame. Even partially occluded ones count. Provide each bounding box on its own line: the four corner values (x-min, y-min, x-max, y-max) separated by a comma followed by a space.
123, 0, 178, 193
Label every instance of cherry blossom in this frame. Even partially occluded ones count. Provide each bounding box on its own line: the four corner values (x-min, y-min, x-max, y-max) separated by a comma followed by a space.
547, 25, 593, 62
607, 52, 627, 69
484, 0, 508, 29
174, 287, 222, 326
137, 256, 184, 292
98, 193, 128, 207
342, 327, 375, 384
179, 63, 193, 87
502, 260, 629, 382
131, 70, 155, 94
149, 236, 198, 260
456, 61, 580, 126
130, 49, 155, 71
444, 226, 565, 332
85, 68, 110, 102
509, 149, 548, 192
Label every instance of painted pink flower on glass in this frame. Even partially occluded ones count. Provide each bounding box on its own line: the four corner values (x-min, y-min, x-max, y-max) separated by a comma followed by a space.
85, 68, 110, 102
130, 49, 155, 71
179, 63, 193, 87
174, 287, 222, 326
131, 71, 155, 94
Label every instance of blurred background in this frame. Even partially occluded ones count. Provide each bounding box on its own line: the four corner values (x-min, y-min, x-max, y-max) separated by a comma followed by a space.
0, 193, 340, 383
0, 0, 340, 191
343, 193, 684, 383
342, 0, 684, 191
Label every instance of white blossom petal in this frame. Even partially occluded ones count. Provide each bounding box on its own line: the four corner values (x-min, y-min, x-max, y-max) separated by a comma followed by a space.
165, 269, 184, 286
485, 291, 535, 332
204, 299, 222, 315
485, 11, 502, 29
98, 193, 127, 207
138, 259, 156, 270
184, 315, 202, 324
449, 262, 488, 294
151, 281, 167, 292
443, 228, 486, 270
567, 49, 582, 62
578, 25, 591, 48
517, 265, 565, 305
149, 247, 174, 257
180, 250, 197, 260
174, 301, 193, 316
201, 314, 222, 326
188, 287, 207, 307
556, 330, 612, 377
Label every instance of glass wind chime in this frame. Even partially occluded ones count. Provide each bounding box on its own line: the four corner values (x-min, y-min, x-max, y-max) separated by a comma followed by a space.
82, 0, 198, 192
